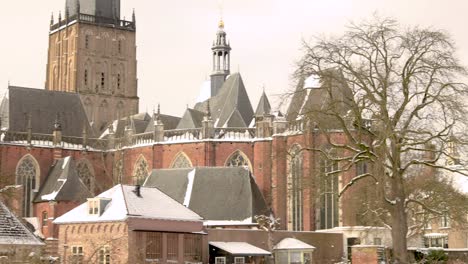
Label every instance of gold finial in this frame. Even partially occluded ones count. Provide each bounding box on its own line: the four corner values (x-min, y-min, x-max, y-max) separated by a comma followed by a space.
219, 19, 224, 29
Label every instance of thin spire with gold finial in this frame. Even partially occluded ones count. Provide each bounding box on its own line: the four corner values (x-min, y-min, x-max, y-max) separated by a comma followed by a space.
218, 18, 224, 29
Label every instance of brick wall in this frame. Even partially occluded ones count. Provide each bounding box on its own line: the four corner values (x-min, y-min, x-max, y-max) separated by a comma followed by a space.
57, 222, 129, 264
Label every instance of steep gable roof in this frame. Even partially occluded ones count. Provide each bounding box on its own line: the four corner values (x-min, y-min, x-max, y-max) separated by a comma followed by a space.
176, 108, 205, 129
145, 114, 181, 132
34, 157, 92, 203
255, 91, 272, 117
0, 202, 43, 245
143, 167, 269, 223
195, 73, 254, 128
7, 86, 93, 137
225, 109, 247, 128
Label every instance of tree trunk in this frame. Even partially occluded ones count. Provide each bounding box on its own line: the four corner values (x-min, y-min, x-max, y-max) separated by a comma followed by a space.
391, 175, 409, 263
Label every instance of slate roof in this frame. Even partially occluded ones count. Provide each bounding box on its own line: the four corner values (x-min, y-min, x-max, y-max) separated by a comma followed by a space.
145, 114, 181, 132
143, 167, 269, 223
100, 112, 181, 138
194, 73, 254, 128
176, 108, 205, 129
255, 91, 272, 117
286, 72, 353, 127
0, 202, 44, 245
34, 157, 92, 203
5, 86, 93, 137
54, 185, 202, 224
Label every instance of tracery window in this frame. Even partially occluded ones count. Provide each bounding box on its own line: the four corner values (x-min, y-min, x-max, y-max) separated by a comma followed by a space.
76, 161, 94, 193
133, 156, 149, 185
225, 151, 251, 170
16, 155, 39, 217
287, 145, 303, 231
318, 150, 340, 230
170, 153, 192, 168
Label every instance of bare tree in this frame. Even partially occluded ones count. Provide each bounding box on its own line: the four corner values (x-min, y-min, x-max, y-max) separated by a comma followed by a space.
296, 16, 468, 263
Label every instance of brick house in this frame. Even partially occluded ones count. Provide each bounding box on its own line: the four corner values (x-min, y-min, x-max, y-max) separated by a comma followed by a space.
54, 185, 206, 263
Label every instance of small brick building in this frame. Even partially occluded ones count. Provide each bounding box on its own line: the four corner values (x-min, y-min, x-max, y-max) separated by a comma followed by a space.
54, 184, 207, 263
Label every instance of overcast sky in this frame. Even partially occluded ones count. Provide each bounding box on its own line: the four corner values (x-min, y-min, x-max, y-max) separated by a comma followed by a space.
1, 0, 468, 116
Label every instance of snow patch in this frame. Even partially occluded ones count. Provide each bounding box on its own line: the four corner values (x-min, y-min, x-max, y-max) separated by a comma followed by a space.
204, 217, 253, 226
183, 169, 196, 207
62, 156, 71, 169
304, 74, 321, 89
41, 179, 67, 201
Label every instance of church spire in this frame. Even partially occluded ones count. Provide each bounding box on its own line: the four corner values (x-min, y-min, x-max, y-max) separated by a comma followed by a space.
210, 18, 231, 97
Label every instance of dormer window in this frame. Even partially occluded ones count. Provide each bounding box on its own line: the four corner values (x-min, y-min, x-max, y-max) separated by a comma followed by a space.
88, 199, 99, 215
87, 198, 111, 216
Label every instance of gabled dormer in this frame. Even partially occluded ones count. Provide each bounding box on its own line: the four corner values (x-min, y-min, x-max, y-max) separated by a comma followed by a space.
87, 198, 111, 216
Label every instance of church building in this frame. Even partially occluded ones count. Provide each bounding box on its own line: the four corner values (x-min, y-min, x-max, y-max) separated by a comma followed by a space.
0, 0, 397, 260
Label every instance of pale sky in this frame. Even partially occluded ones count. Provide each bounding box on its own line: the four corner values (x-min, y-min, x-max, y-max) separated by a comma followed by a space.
1, 0, 468, 116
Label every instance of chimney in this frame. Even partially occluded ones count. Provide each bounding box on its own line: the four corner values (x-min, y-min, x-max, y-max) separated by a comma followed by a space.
133, 185, 142, 198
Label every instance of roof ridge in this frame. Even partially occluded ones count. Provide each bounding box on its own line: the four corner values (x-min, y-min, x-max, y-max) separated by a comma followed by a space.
120, 184, 130, 216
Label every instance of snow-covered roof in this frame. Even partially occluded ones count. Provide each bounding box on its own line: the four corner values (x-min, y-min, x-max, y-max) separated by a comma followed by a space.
35, 156, 92, 203
304, 74, 321, 89
424, 233, 448, 238
209, 241, 271, 255
0, 202, 44, 246
54, 184, 202, 224
143, 167, 269, 223
274, 238, 316, 250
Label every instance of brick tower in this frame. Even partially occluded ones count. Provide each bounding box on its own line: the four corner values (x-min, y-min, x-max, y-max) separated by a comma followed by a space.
45, 0, 139, 131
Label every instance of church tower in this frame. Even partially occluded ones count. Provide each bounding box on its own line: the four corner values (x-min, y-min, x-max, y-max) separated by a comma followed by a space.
210, 19, 231, 97
45, 0, 138, 131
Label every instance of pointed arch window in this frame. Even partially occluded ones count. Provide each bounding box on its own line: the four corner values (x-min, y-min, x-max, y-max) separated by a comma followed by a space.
133, 156, 149, 185
16, 155, 40, 217
76, 161, 94, 194
225, 151, 252, 170
287, 145, 303, 231
170, 153, 193, 169
318, 150, 340, 230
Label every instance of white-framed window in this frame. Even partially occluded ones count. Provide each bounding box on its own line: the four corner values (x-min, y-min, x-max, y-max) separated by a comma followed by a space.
98, 246, 110, 264
71, 245, 84, 264
234, 257, 245, 263
215, 257, 226, 264
440, 213, 450, 228
88, 199, 99, 215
